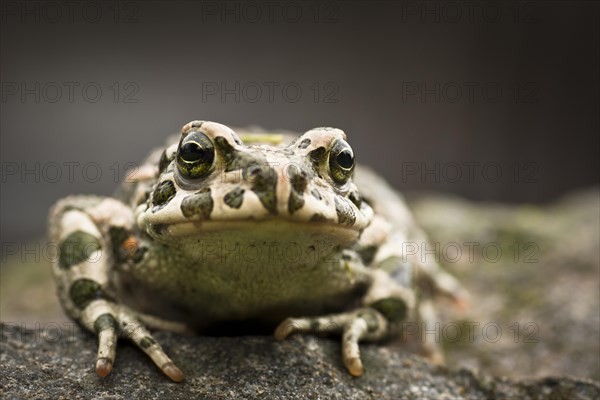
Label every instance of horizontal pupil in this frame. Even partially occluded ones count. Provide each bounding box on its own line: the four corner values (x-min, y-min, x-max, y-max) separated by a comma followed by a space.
337, 150, 353, 169
181, 142, 206, 162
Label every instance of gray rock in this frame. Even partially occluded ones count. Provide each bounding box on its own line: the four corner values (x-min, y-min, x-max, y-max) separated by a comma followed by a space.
2, 188, 598, 399
406, 188, 600, 381
1, 323, 598, 400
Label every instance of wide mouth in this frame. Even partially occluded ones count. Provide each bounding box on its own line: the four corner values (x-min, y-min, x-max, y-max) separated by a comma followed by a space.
146, 217, 361, 245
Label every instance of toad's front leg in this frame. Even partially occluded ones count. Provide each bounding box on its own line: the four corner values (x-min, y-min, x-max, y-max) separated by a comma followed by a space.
275, 269, 413, 377
275, 306, 389, 376
49, 196, 185, 382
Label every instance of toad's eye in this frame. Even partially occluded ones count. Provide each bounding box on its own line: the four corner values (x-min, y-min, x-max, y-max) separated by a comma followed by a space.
329, 139, 354, 184
177, 131, 215, 179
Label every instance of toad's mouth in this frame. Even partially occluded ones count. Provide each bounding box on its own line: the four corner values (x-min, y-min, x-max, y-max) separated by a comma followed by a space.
146, 218, 361, 246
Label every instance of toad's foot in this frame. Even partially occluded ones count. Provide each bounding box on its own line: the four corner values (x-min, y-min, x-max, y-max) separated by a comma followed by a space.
274, 307, 388, 377
84, 302, 185, 382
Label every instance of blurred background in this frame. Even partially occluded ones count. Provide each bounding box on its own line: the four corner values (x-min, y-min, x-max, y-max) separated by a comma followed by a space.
1, 0, 598, 244
1, 0, 598, 382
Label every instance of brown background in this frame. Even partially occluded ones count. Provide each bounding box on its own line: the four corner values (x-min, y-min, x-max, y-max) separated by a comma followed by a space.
1, 1, 598, 243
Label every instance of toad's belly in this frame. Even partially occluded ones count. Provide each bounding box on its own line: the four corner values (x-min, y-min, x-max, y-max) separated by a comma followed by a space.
117, 236, 372, 326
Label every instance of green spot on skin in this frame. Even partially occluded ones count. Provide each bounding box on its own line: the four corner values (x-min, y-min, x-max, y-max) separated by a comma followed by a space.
248, 165, 278, 215
153, 180, 176, 207
349, 191, 362, 208
308, 146, 327, 164
139, 336, 156, 349
224, 187, 245, 209
214, 136, 238, 171
357, 245, 378, 265
288, 191, 305, 214
59, 231, 101, 269
358, 311, 380, 333
158, 150, 173, 173
289, 169, 308, 193
370, 297, 408, 323
335, 197, 356, 226
69, 279, 105, 310
108, 226, 129, 247
94, 313, 118, 333
310, 213, 329, 223
310, 320, 321, 331
287, 166, 308, 213
297, 138, 311, 149
181, 188, 214, 218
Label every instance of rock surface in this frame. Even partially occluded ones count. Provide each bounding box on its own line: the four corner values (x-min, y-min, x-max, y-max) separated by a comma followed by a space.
1, 323, 599, 400
407, 188, 600, 381
1, 188, 598, 399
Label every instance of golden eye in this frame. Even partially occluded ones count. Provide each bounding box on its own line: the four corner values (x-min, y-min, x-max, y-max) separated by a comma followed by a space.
329, 139, 354, 184
176, 132, 215, 179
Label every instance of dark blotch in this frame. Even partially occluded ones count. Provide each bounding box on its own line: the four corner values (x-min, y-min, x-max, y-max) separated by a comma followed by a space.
289, 169, 308, 193
224, 187, 245, 209
214, 136, 238, 171
59, 231, 101, 269
358, 245, 378, 265
248, 164, 278, 215
288, 167, 308, 214
370, 297, 408, 323
298, 138, 311, 149
310, 213, 330, 223
311, 188, 322, 200
94, 313, 118, 333
69, 279, 107, 310
308, 146, 327, 164
151, 224, 166, 236
152, 180, 176, 208
109, 226, 129, 248
181, 187, 214, 219
158, 150, 174, 174
349, 191, 362, 208
215, 136, 264, 174
139, 336, 157, 349
288, 191, 305, 214
334, 197, 356, 226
